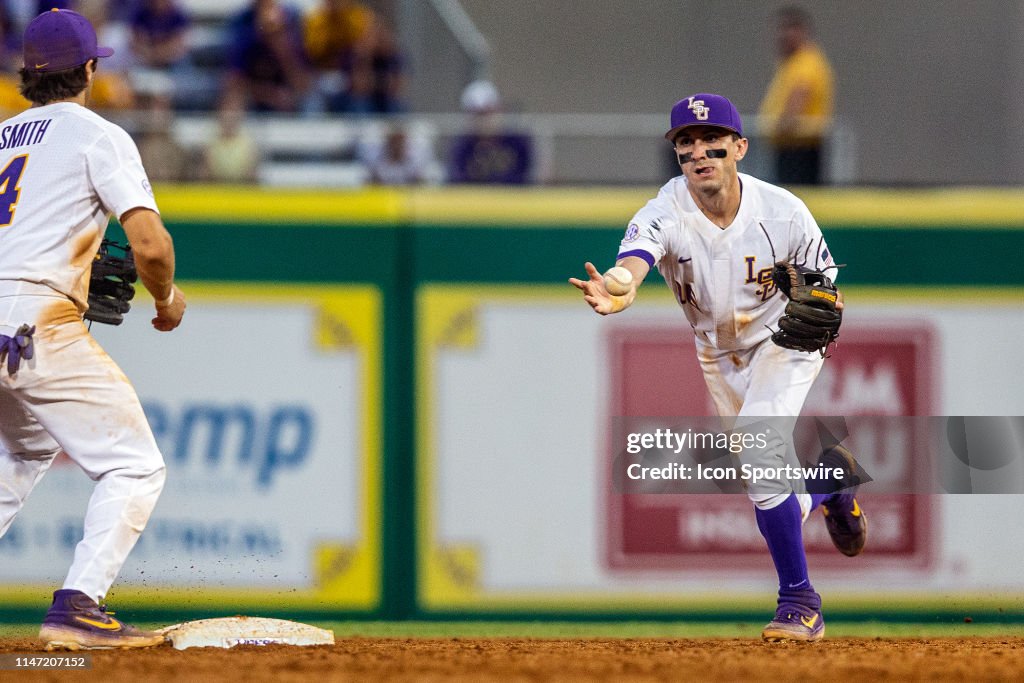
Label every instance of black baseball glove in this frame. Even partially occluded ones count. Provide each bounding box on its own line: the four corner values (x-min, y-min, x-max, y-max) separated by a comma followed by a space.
770, 263, 841, 356
85, 240, 137, 326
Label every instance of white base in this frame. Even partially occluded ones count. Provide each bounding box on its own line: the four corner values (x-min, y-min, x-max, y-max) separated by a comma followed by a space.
158, 617, 335, 650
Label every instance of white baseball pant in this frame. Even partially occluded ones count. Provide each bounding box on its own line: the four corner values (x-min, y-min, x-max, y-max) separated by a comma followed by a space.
698, 338, 825, 517
0, 285, 165, 602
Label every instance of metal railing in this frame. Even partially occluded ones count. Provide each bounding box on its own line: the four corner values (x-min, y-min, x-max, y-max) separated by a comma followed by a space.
428, 0, 493, 81
115, 110, 857, 187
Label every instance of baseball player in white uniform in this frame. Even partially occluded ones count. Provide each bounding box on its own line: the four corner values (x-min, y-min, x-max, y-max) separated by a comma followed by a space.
0, 9, 186, 649
571, 93, 866, 641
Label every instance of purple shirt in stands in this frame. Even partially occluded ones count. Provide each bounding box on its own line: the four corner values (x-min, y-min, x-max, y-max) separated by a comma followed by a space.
131, 3, 190, 42
227, 5, 307, 84
448, 133, 533, 184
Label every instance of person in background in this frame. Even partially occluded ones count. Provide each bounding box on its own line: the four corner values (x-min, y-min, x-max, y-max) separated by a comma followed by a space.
303, 0, 372, 112
137, 91, 190, 182
447, 79, 533, 185
303, 0, 404, 113
33, 0, 73, 13
758, 5, 834, 185
357, 123, 440, 185
364, 16, 404, 113
0, 1, 29, 115
129, 0, 190, 70
77, 0, 135, 110
225, 0, 313, 113
203, 98, 260, 183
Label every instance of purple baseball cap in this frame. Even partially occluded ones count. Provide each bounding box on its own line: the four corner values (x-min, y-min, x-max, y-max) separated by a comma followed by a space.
664, 93, 743, 141
23, 8, 114, 73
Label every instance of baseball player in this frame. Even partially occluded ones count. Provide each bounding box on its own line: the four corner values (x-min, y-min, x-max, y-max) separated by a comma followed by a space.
570, 93, 866, 642
0, 9, 185, 649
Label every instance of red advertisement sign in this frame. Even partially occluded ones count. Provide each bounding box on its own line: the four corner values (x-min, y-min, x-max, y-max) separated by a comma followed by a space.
605, 323, 937, 573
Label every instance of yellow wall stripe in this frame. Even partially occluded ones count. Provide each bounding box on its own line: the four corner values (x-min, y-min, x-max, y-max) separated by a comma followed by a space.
154, 185, 406, 224
153, 185, 1024, 228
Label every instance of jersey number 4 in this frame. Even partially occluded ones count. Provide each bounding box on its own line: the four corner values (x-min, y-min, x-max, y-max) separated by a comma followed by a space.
0, 154, 28, 228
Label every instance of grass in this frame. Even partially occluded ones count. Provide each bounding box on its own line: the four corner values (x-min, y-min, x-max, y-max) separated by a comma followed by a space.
5, 621, 1024, 640
319, 621, 1024, 638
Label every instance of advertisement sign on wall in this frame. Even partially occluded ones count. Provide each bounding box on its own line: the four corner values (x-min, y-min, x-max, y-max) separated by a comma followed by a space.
417, 285, 1024, 612
605, 324, 938, 573
0, 285, 382, 611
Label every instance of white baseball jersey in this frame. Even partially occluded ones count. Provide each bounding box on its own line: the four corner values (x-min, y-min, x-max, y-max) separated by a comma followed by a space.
0, 102, 158, 312
0, 102, 165, 602
617, 172, 837, 511
618, 172, 836, 352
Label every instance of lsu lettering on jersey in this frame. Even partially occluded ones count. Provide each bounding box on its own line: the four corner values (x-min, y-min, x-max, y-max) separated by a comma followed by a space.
0, 102, 158, 311
618, 173, 836, 351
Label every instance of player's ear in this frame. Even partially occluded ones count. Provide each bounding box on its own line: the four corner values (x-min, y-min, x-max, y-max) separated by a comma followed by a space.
733, 136, 748, 162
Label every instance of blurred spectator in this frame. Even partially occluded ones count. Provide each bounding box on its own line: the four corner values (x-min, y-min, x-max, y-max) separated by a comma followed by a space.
137, 93, 190, 182
303, 0, 404, 113
448, 80, 533, 184
0, 1, 29, 116
129, 0, 190, 70
78, 0, 136, 110
357, 123, 440, 185
203, 100, 260, 183
34, 0, 73, 12
303, 0, 372, 60
128, 0, 211, 111
225, 0, 314, 113
365, 17, 404, 113
758, 5, 834, 185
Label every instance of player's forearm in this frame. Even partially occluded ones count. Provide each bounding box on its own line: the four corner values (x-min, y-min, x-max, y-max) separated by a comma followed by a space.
614, 256, 651, 290
135, 248, 175, 304
120, 208, 176, 302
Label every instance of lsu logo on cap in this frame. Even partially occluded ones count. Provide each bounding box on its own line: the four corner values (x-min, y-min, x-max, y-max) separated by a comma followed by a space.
687, 97, 709, 121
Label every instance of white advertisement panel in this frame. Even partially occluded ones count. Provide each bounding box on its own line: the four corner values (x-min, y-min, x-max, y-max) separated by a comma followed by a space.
0, 284, 382, 610
416, 285, 1024, 611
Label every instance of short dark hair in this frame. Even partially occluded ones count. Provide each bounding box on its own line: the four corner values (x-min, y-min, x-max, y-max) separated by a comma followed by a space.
18, 60, 92, 106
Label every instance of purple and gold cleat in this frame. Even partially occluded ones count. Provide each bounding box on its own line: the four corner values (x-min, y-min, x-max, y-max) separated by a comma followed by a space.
823, 494, 867, 557
39, 590, 165, 650
761, 601, 825, 642
820, 445, 868, 557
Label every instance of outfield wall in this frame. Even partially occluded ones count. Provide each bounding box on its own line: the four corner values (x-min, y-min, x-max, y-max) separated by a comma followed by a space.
1, 186, 1022, 622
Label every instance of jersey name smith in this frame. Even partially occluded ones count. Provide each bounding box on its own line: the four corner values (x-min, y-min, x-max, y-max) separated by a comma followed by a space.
0, 119, 51, 149
0, 103, 158, 309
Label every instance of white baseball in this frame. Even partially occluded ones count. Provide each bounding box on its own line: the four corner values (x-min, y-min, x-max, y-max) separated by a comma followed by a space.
603, 266, 634, 296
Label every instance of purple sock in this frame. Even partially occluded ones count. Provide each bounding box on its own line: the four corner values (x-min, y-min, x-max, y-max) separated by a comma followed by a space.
809, 493, 830, 512
755, 494, 815, 600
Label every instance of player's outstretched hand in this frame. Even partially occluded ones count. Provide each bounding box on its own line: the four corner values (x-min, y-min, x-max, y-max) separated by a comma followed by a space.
569, 261, 617, 315
152, 284, 186, 331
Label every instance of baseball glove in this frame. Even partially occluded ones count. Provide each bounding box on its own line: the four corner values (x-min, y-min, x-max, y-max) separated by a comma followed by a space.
770, 263, 841, 356
84, 240, 137, 326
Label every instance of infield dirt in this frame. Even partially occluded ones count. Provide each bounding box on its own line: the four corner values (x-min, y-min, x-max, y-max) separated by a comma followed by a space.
2, 636, 1023, 681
